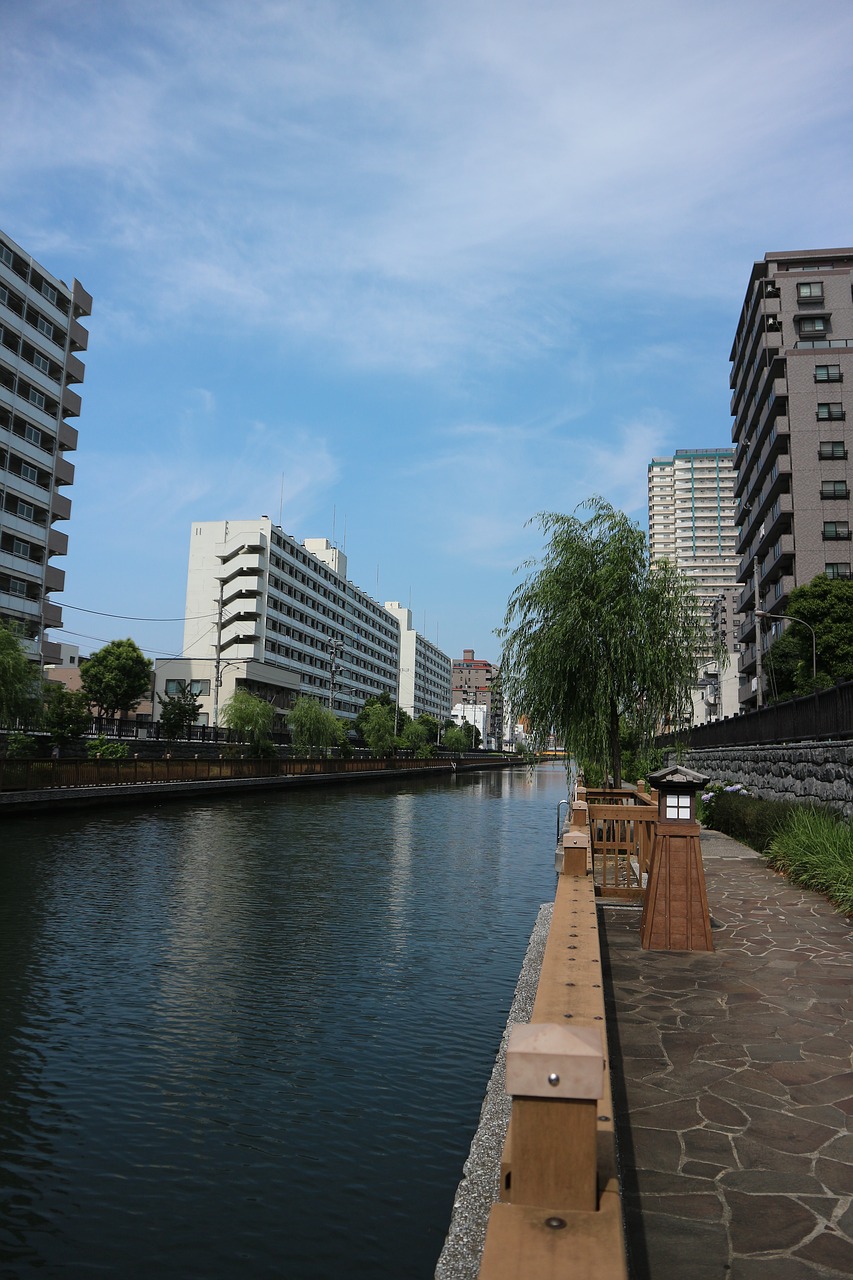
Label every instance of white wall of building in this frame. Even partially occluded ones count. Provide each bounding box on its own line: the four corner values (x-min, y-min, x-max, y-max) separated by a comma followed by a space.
384, 601, 452, 721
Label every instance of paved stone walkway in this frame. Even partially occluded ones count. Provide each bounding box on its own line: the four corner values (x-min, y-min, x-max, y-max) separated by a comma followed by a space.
601, 830, 853, 1280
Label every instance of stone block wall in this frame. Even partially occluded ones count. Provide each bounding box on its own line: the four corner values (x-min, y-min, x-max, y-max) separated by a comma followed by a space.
683, 742, 853, 818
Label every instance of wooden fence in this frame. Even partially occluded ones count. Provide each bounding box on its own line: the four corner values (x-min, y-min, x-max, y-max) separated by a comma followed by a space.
584, 786, 657, 900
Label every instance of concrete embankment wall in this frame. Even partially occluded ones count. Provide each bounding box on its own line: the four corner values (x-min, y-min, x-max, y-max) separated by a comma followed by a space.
685, 741, 853, 818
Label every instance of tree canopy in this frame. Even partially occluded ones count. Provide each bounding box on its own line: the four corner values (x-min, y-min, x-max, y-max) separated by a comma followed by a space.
498, 498, 708, 787
287, 696, 342, 756
359, 700, 396, 757
157, 681, 202, 741
0, 622, 42, 724
221, 688, 276, 756
765, 573, 853, 699
80, 638, 153, 719
43, 683, 92, 744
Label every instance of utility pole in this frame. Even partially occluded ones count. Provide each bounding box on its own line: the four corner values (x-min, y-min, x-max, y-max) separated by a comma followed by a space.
213, 578, 224, 728
327, 635, 341, 710
753, 556, 763, 710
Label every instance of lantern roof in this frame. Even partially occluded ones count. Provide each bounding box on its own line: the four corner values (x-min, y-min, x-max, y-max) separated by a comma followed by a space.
648, 765, 709, 789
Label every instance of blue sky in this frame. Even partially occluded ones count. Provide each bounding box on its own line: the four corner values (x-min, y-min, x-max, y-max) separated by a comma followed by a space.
3, 0, 853, 664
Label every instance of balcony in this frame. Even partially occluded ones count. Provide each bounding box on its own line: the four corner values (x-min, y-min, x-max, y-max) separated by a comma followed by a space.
54, 455, 75, 485
51, 492, 72, 520
58, 420, 78, 451
64, 352, 85, 385
61, 387, 82, 418
44, 564, 65, 592
42, 600, 63, 627
47, 527, 68, 556
69, 317, 88, 352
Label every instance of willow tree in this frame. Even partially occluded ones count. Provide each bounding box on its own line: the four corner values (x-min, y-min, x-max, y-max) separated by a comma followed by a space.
498, 498, 707, 787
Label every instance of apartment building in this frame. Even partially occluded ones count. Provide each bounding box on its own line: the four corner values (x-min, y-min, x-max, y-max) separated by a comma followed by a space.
154, 520, 400, 726
451, 649, 503, 748
383, 602, 452, 721
648, 448, 740, 721
0, 230, 91, 663
730, 248, 853, 709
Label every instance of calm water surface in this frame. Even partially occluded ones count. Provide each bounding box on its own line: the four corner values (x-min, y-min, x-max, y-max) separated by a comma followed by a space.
0, 766, 566, 1278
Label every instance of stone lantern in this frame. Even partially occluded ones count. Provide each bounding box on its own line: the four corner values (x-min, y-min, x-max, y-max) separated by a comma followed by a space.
640, 764, 714, 952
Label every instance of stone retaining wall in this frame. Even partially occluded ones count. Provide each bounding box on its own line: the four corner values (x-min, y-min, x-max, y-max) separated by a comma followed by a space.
684, 741, 853, 817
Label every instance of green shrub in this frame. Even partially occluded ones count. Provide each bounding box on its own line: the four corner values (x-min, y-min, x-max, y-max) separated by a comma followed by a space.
700, 783, 792, 854
765, 807, 853, 916
86, 735, 129, 760
5, 732, 37, 759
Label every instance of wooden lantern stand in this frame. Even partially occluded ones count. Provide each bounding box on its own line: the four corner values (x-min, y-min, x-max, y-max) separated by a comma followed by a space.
640, 765, 714, 952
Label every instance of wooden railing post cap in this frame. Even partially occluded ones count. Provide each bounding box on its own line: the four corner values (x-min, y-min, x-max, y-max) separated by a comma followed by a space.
562, 830, 589, 849
506, 1023, 604, 1100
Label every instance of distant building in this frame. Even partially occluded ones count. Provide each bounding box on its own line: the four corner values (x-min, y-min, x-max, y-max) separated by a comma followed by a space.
648, 448, 740, 723
0, 229, 91, 664
383, 602, 452, 721
154, 520, 401, 726
451, 649, 502, 748
731, 248, 853, 709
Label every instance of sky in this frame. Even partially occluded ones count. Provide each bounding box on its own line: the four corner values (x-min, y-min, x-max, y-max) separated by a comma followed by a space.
3, 0, 853, 665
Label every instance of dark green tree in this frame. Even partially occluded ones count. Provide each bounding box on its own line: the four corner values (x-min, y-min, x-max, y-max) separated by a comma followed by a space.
398, 719, 429, 751
441, 724, 468, 752
80, 638, 153, 719
765, 573, 853, 698
498, 498, 709, 787
355, 692, 409, 740
157, 681, 202, 741
0, 622, 42, 725
43, 683, 92, 744
360, 701, 396, 757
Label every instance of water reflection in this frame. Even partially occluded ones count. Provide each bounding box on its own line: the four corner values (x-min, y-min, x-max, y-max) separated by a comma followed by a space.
0, 766, 566, 1279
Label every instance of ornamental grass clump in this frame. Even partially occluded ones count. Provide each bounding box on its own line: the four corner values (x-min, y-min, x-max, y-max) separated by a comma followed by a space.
765, 807, 853, 916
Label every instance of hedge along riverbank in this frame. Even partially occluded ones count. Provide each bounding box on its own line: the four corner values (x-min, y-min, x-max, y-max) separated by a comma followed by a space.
700, 787, 853, 916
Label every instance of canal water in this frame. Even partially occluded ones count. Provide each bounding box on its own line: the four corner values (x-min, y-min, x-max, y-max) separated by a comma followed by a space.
0, 765, 566, 1279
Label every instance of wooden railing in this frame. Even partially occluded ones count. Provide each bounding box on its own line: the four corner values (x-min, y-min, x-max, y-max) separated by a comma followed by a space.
478, 793, 628, 1279
585, 785, 657, 900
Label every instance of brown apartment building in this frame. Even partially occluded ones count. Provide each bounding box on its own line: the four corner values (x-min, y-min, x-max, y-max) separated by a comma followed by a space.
731, 248, 853, 710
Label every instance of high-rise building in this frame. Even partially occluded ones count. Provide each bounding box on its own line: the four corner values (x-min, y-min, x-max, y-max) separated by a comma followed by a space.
648, 449, 739, 599
648, 448, 740, 721
383, 602, 452, 722
155, 520, 401, 726
730, 248, 853, 709
0, 230, 91, 663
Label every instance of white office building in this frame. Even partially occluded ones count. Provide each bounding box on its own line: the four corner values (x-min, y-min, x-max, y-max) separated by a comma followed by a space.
154, 519, 400, 726
383, 602, 452, 721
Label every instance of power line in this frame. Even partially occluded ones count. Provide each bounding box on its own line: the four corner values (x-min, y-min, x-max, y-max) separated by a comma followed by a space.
61, 604, 217, 622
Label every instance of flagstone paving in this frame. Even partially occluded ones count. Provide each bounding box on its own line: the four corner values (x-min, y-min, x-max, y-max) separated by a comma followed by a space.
600, 829, 853, 1280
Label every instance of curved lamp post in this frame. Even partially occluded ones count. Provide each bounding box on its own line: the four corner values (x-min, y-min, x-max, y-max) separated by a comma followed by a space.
755, 610, 817, 683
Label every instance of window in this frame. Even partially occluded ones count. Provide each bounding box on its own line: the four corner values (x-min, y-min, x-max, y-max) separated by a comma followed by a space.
0, 244, 12, 268
24, 425, 41, 447
12, 538, 30, 558
33, 352, 51, 375
0, 286, 7, 307
164, 678, 210, 696
28, 388, 45, 410
819, 441, 847, 459
815, 364, 842, 382
823, 521, 851, 540
17, 500, 34, 520
821, 481, 849, 500
826, 563, 852, 579
797, 282, 824, 300
817, 403, 844, 420
20, 462, 39, 483
41, 282, 57, 306
798, 316, 828, 334
9, 578, 28, 596
36, 316, 53, 340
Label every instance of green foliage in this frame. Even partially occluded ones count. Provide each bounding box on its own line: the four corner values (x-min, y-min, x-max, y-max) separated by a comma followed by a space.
398, 719, 428, 751
43, 683, 92, 744
700, 784, 791, 854
86, 735, 129, 760
765, 574, 853, 699
157, 681, 202, 741
416, 713, 440, 744
618, 719, 663, 784
5, 731, 37, 758
765, 807, 853, 916
442, 725, 468, 752
354, 692, 408, 741
221, 689, 276, 757
0, 622, 42, 724
287, 696, 341, 756
360, 701, 397, 757
80, 638, 153, 719
499, 498, 709, 788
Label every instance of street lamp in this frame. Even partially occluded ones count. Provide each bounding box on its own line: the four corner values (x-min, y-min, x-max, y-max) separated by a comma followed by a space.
755, 610, 817, 684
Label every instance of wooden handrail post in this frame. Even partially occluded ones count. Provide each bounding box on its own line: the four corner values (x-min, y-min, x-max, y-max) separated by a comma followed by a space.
504, 1023, 604, 1212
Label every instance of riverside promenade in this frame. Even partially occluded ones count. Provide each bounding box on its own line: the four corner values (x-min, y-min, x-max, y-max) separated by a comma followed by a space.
602, 829, 853, 1280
